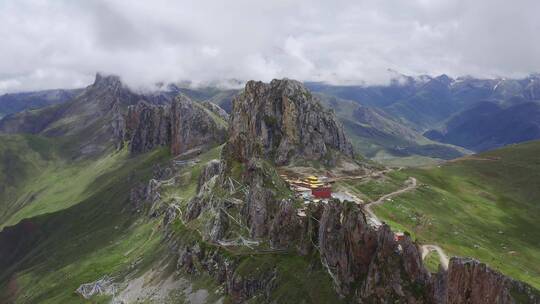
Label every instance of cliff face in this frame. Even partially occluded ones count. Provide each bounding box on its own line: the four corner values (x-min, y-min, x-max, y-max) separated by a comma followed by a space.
226, 79, 354, 166
318, 201, 431, 301
0, 73, 228, 157
124, 95, 227, 156
439, 258, 540, 304
124, 102, 171, 154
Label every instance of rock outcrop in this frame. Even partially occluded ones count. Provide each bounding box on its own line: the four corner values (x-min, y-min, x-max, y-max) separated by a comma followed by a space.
124, 94, 227, 156
0, 73, 228, 158
197, 159, 223, 192
318, 201, 431, 301
170, 95, 227, 156
437, 258, 540, 304
182, 79, 358, 243
164, 225, 277, 304
125, 102, 171, 154
226, 79, 354, 166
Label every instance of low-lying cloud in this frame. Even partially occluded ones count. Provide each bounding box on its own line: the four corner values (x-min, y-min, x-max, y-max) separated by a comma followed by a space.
1, 0, 539, 93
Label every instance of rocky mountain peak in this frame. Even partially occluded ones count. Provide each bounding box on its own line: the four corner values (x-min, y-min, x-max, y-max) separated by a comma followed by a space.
226, 78, 354, 166
435, 74, 453, 84
92, 73, 123, 90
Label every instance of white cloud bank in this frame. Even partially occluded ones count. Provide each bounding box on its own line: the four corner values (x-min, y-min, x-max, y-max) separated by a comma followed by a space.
1, 0, 539, 92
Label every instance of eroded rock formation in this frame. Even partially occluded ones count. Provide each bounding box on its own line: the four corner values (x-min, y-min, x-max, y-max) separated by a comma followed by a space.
438, 258, 540, 304
226, 79, 354, 166
318, 201, 432, 301
170, 95, 227, 155
124, 95, 227, 156
125, 102, 171, 154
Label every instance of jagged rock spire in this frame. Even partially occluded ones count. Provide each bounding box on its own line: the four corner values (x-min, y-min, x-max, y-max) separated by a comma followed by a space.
225, 78, 354, 166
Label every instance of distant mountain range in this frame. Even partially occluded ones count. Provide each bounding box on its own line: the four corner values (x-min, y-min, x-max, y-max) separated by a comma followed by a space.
307, 73, 540, 154
2, 73, 540, 165
315, 93, 468, 165
0, 89, 82, 119
425, 101, 540, 151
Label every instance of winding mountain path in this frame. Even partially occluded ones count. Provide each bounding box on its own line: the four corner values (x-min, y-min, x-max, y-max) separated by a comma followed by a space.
421, 244, 449, 270
358, 176, 450, 270
364, 177, 417, 226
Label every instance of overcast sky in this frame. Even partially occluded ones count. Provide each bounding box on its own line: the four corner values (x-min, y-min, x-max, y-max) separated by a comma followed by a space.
1, 0, 539, 93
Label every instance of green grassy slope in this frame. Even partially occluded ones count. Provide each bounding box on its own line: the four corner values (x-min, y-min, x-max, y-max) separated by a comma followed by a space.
0, 135, 53, 218
0, 134, 136, 229
370, 141, 540, 288
0, 146, 170, 303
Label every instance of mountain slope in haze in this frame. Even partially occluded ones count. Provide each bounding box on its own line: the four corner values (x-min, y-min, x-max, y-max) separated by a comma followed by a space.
350, 140, 540, 289
0, 89, 81, 119
0, 74, 146, 157
0, 77, 474, 167
166, 83, 239, 112
316, 93, 468, 166
307, 74, 540, 152
0, 74, 220, 158
425, 101, 540, 151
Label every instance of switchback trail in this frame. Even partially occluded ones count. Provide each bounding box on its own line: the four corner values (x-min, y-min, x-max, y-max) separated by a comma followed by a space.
359, 176, 450, 270
421, 244, 449, 270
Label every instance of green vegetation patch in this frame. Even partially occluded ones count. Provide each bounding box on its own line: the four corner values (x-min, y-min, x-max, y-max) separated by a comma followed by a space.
341, 170, 409, 202
423, 251, 442, 273
370, 141, 540, 289
0, 147, 170, 303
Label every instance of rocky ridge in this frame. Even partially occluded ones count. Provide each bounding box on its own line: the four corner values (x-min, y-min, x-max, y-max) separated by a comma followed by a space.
123, 94, 227, 156
157, 161, 540, 303
135, 79, 539, 303
0, 73, 228, 158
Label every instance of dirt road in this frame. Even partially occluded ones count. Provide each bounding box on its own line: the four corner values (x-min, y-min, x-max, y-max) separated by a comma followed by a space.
347, 175, 449, 271
364, 177, 417, 226
421, 244, 449, 270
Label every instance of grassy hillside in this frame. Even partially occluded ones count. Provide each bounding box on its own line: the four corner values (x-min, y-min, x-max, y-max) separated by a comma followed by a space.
368, 141, 540, 288
0, 144, 171, 303
0, 134, 137, 228
315, 93, 467, 166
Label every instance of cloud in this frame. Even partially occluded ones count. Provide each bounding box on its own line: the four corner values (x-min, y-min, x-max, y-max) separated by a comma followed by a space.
0, 0, 539, 92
